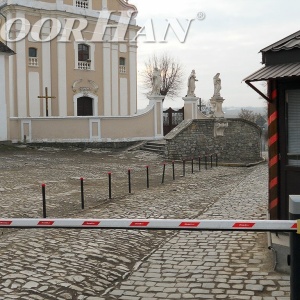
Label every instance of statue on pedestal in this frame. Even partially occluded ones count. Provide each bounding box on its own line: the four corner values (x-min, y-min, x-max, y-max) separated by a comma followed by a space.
213, 73, 221, 97
210, 73, 225, 118
187, 70, 198, 97
151, 67, 162, 96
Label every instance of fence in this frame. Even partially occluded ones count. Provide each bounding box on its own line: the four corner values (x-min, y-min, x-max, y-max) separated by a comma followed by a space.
38, 154, 218, 218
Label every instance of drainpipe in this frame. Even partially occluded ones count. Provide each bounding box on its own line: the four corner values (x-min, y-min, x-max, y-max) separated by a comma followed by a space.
0, 3, 7, 45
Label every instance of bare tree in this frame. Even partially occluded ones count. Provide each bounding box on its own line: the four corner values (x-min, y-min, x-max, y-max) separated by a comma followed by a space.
238, 109, 257, 123
142, 53, 184, 99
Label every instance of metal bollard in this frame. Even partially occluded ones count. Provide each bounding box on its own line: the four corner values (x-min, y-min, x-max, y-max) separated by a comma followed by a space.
191, 158, 194, 174
161, 163, 166, 184
172, 161, 175, 180
128, 169, 132, 194
108, 173, 112, 199
80, 178, 84, 209
289, 195, 300, 300
146, 166, 149, 189
42, 184, 46, 218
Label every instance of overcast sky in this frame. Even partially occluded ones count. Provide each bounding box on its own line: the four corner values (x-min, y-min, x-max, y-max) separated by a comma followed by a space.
129, 0, 300, 109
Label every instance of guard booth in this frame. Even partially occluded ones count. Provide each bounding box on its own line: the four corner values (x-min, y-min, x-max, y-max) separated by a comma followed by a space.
244, 30, 300, 221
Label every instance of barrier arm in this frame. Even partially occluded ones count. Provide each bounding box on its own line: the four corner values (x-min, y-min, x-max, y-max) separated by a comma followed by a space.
0, 219, 297, 231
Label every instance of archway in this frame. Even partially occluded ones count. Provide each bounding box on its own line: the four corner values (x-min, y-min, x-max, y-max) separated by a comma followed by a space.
77, 97, 93, 116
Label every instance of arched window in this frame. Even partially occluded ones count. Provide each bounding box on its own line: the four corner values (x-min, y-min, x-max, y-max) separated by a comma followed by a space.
28, 47, 38, 67
77, 97, 93, 116
78, 44, 90, 61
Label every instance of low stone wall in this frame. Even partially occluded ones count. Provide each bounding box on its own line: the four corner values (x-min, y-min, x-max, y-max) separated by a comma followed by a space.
165, 118, 262, 163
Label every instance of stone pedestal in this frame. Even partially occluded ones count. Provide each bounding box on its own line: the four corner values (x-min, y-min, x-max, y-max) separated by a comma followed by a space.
210, 96, 225, 118
183, 96, 199, 120
147, 95, 165, 139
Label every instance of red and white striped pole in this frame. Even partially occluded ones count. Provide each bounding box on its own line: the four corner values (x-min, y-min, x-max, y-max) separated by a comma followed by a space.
268, 79, 279, 220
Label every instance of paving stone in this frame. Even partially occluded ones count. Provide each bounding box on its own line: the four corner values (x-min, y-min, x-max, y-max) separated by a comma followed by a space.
0, 151, 290, 299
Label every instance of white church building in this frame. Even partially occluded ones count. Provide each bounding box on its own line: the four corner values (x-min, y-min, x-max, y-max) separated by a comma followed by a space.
0, 0, 164, 143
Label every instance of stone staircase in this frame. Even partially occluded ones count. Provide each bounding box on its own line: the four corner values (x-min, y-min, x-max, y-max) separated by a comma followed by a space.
140, 140, 166, 155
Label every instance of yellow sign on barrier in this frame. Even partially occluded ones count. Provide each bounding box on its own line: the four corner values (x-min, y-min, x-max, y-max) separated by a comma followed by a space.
297, 220, 300, 235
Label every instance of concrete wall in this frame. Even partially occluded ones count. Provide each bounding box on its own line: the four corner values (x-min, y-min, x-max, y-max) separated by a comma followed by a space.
165, 118, 262, 163
8, 101, 162, 143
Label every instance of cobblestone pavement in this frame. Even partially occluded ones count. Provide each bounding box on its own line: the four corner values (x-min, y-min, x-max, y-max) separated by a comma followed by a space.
0, 146, 290, 299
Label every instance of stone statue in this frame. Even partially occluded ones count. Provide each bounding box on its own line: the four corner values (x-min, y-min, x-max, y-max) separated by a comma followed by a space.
187, 70, 198, 97
151, 67, 162, 95
213, 73, 221, 97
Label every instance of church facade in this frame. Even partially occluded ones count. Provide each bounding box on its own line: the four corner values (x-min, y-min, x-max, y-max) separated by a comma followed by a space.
0, 0, 164, 143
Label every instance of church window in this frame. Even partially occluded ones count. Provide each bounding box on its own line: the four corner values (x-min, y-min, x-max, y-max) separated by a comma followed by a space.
119, 57, 126, 74
75, 0, 89, 9
28, 47, 38, 67
77, 97, 93, 116
78, 44, 91, 70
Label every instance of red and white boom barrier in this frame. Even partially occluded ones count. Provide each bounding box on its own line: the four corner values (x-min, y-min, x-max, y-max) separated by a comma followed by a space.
0, 219, 298, 232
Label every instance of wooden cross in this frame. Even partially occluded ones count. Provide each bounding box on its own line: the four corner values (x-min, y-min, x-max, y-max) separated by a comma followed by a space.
38, 87, 56, 117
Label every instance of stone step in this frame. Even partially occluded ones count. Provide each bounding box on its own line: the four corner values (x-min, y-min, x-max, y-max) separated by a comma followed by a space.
140, 141, 166, 154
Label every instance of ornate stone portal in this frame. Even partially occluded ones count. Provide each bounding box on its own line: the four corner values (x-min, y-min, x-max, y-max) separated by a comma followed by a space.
72, 79, 99, 96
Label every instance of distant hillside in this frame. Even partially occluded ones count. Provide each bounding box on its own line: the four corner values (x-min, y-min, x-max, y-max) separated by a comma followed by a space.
223, 107, 266, 118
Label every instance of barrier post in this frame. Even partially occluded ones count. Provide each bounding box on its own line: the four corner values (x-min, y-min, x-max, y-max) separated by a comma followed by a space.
172, 161, 175, 180
289, 195, 300, 300
162, 163, 166, 184
80, 178, 84, 210
42, 184, 46, 218
128, 169, 131, 194
211, 155, 213, 169
146, 166, 149, 189
183, 160, 186, 177
108, 173, 112, 199
191, 158, 194, 174
216, 153, 218, 167
205, 156, 207, 170
198, 156, 201, 171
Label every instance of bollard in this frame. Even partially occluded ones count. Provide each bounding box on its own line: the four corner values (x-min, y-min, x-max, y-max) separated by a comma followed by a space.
211, 155, 213, 169
216, 153, 218, 167
183, 160, 186, 177
205, 156, 207, 170
108, 173, 112, 199
191, 158, 194, 174
199, 156, 201, 171
289, 195, 300, 300
128, 169, 131, 194
146, 166, 149, 189
172, 161, 175, 180
42, 184, 47, 218
80, 178, 84, 210
161, 163, 166, 184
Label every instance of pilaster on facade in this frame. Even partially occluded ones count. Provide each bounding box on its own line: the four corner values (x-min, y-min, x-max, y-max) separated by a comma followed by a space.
103, 42, 112, 116
57, 17, 67, 117
15, 11, 27, 118
111, 43, 119, 116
